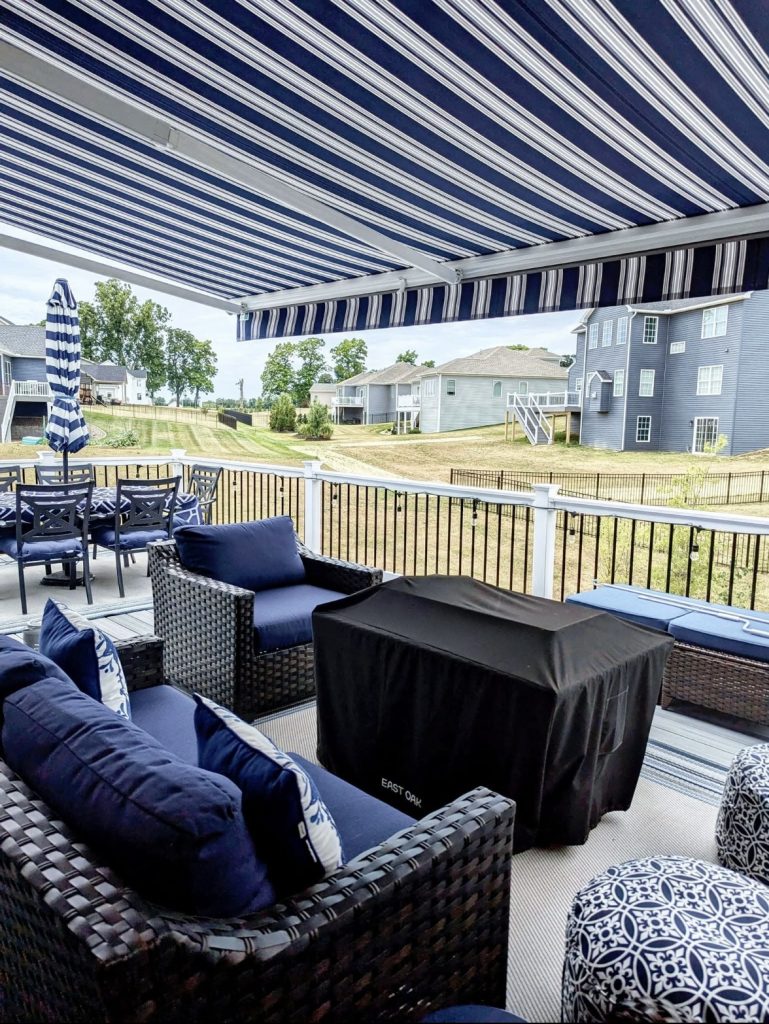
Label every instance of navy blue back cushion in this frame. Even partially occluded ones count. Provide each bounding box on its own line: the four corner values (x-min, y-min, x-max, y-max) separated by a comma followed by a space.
175, 516, 306, 592
0, 634, 74, 703
39, 600, 101, 702
3, 679, 275, 917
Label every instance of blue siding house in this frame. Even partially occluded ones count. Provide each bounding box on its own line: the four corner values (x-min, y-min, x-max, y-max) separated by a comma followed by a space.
567, 292, 769, 455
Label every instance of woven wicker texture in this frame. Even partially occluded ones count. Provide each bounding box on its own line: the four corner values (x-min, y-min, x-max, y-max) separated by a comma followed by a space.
148, 538, 382, 720
0, 674, 514, 1024
662, 642, 769, 726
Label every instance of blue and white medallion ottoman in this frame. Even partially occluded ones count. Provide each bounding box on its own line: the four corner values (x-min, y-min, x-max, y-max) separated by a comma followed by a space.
716, 744, 769, 884
561, 856, 769, 1023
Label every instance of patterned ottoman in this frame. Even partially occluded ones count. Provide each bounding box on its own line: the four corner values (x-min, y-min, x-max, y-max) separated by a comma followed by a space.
716, 744, 769, 884
561, 856, 769, 1023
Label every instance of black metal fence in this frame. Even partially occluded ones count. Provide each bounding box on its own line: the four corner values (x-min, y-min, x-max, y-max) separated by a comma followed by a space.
450, 468, 769, 506
217, 413, 238, 430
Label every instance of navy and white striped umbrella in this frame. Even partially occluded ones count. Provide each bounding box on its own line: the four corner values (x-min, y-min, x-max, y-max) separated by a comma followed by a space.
44, 279, 89, 466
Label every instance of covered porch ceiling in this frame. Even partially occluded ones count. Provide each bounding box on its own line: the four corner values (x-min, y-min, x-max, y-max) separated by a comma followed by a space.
1, 1, 769, 339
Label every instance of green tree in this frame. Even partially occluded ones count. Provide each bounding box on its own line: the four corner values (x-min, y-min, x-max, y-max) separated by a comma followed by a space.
560, 353, 575, 368
317, 372, 334, 384
297, 400, 333, 440
508, 344, 529, 351
261, 342, 297, 403
269, 393, 296, 432
188, 338, 217, 406
396, 349, 418, 364
421, 359, 436, 368
330, 337, 367, 381
165, 327, 196, 406
126, 300, 170, 397
294, 336, 327, 406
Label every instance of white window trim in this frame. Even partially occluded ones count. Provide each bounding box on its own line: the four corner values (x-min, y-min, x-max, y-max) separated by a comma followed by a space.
446, 378, 456, 396
602, 321, 613, 346
639, 369, 655, 397
588, 324, 598, 349
696, 364, 723, 396
423, 378, 436, 398
670, 340, 685, 354
701, 306, 728, 339
643, 316, 659, 344
616, 316, 628, 345
492, 379, 502, 398
692, 416, 719, 454
575, 377, 583, 393
636, 415, 652, 443
613, 369, 624, 397
518, 381, 529, 394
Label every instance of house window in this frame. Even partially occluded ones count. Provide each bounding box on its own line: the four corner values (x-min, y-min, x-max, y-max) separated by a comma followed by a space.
518, 381, 528, 395
613, 369, 625, 397
643, 316, 659, 344
575, 377, 583, 393
137, 393, 142, 401
492, 380, 502, 398
602, 321, 613, 347
446, 379, 456, 396
693, 417, 719, 453
636, 415, 652, 443
639, 369, 655, 396
616, 316, 628, 345
697, 364, 723, 396
702, 306, 728, 338
423, 378, 436, 397
588, 324, 598, 349
670, 341, 685, 354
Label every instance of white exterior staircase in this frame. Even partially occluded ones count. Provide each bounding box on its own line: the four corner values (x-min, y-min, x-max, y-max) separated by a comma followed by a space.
510, 393, 552, 445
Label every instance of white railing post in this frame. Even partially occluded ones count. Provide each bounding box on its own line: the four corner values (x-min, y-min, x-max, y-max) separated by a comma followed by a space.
169, 448, 186, 479
531, 483, 560, 598
303, 460, 323, 551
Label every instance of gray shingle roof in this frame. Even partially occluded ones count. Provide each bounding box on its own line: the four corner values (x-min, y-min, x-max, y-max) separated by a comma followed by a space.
80, 360, 146, 381
0, 325, 46, 358
432, 346, 568, 379
310, 382, 337, 393
338, 362, 424, 386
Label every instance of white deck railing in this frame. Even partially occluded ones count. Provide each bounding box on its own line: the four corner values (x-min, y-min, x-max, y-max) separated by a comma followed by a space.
332, 396, 364, 406
14, 381, 52, 398
507, 391, 580, 409
397, 394, 420, 407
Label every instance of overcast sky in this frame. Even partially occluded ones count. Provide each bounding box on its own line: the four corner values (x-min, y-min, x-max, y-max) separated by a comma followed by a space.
1, 227, 579, 400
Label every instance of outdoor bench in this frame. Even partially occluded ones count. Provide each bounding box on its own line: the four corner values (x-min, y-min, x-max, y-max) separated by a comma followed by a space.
567, 584, 769, 726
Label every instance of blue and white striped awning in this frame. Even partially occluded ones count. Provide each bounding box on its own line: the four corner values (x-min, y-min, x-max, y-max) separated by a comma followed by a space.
2, 1, 769, 339
45, 278, 89, 455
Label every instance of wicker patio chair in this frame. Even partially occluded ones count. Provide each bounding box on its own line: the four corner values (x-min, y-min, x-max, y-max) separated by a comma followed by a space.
0, 634, 515, 1024
148, 536, 382, 719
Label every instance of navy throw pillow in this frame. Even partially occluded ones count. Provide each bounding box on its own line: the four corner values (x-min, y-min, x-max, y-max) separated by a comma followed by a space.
175, 516, 305, 592
3, 679, 276, 917
195, 695, 344, 895
39, 600, 131, 718
0, 633, 74, 702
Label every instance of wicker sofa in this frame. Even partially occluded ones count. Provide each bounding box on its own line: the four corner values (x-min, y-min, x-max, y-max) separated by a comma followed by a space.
148, 533, 382, 720
0, 634, 515, 1023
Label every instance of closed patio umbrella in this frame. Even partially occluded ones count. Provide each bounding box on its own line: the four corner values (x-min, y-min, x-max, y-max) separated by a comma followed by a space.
44, 278, 89, 479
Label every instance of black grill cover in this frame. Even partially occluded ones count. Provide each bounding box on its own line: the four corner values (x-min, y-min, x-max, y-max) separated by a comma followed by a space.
314, 575, 673, 851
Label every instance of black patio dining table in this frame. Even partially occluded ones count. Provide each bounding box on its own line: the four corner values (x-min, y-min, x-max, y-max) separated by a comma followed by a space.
0, 487, 203, 529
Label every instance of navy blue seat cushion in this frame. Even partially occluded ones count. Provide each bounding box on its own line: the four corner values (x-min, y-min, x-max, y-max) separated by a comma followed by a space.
566, 585, 700, 632
669, 609, 769, 663
251, 583, 344, 652
294, 754, 416, 861
91, 526, 166, 551
195, 696, 344, 895
131, 685, 199, 765
0, 633, 74, 703
421, 1008, 526, 1023
175, 516, 306, 592
3, 679, 275, 917
39, 600, 131, 719
0, 535, 82, 561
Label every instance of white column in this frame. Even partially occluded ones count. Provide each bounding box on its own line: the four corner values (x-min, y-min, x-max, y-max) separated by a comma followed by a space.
303, 460, 323, 551
169, 448, 186, 479
531, 483, 560, 599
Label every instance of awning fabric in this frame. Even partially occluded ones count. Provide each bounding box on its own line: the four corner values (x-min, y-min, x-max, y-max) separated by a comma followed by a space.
2, 1, 769, 339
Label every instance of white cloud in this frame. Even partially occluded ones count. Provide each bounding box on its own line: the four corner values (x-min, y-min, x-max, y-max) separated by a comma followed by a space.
0, 227, 578, 398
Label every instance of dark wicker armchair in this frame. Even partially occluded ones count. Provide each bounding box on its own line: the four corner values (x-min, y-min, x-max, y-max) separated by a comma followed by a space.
148, 537, 383, 719
0, 636, 515, 1024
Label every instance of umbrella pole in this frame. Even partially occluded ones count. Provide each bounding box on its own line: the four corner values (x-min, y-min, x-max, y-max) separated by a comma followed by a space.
62, 447, 69, 483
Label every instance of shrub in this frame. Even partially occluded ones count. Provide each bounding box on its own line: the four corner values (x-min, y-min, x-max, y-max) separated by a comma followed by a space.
297, 401, 333, 440
102, 428, 140, 448
269, 393, 297, 432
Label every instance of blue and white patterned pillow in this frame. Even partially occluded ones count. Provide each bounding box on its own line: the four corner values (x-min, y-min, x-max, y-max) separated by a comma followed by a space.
194, 695, 343, 894
39, 600, 131, 719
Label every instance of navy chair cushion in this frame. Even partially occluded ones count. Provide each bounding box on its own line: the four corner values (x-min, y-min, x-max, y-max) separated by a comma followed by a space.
251, 583, 344, 652
566, 585, 696, 632
421, 1008, 526, 1023
175, 516, 306, 592
131, 684, 199, 765
195, 696, 344, 895
91, 526, 167, 550
669, 610, 769, 663
0, 535, 82, 561
293, 754, 416, 860
0, 633, 74, 703
3, 679, 275, 917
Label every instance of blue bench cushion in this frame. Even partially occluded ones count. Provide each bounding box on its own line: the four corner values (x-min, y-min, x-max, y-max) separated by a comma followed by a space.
2, 679, 274, 917
0, 535, 82, 561
252, 583, 344, 652
295, 754, 416, 861
175, 516, 306, 592
566, 586, 703, 632
131, 684, 198, 764
669, 610, 769, 663
91, 526, 167, 550
0, 633, 74, 704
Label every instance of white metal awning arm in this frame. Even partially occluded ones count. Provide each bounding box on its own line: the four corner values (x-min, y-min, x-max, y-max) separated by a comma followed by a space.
237, 202, 769, 311
0, 40, 458, 286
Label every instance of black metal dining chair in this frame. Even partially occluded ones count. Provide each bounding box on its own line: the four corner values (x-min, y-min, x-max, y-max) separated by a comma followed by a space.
0, 466, 21, 493
187, 465, 222, 524
91, 477, 180, 597
0, 481, 94, 614
35, 464, 95, 485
